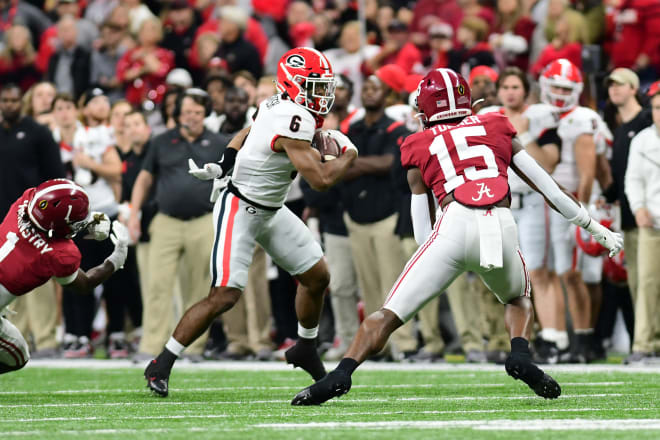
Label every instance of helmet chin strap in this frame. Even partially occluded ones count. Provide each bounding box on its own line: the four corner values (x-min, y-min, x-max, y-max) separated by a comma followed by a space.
414, 112, 428, 126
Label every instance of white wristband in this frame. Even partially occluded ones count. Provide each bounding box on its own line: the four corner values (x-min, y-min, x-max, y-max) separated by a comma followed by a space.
568, 202, 591, 229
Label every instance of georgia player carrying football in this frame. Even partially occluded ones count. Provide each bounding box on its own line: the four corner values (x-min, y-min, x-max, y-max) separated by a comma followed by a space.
291, 67, 623, 405
143, 47, 358, 397
0, 179, 129, 374
539, 58, 614, 363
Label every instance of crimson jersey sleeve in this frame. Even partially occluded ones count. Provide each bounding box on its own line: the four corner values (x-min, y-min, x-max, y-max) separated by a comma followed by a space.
484, 112, 517, 139
48, 244, 81, 283
400, 132, 427, 170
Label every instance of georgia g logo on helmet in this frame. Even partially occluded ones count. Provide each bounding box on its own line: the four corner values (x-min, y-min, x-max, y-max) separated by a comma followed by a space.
286, 54, 306, 69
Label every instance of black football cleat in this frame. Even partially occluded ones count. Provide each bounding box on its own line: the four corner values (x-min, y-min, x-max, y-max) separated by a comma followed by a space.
291, 370, 352, 406
529, 373, 561, 399
285, 339, 326, 381
144, 359, 170, 397
506, 354, 561, 399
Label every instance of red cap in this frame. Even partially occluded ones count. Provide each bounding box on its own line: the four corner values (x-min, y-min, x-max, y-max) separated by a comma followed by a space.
403, 74, 424, 93
468, 65, 498, 87
648, 80, 660, 98
375, 64, 407, 93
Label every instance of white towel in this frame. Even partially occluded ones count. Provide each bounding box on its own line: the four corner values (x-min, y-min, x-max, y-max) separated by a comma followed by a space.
477, 209, 503, 271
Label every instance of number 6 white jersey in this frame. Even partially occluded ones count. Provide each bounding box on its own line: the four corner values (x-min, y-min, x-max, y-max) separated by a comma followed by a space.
231, 94, 317, 209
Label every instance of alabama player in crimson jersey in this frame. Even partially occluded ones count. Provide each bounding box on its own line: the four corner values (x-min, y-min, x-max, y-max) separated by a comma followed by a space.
143, 47, 358, 397
292, 68, 623, 405
0, 179, 129, 374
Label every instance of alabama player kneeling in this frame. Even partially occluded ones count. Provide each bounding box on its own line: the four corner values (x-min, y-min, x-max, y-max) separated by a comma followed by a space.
0, 179, 129, 373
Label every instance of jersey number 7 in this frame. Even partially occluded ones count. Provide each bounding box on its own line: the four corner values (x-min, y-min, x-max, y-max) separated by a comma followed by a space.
429, 125, 499, 194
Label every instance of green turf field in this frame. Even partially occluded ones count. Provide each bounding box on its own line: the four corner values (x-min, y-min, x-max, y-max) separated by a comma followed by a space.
1, 362, 659, 439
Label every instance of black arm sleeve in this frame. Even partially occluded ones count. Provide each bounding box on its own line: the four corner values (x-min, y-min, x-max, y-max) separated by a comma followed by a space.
219, 147, 237, 177
537, 128, 561, 153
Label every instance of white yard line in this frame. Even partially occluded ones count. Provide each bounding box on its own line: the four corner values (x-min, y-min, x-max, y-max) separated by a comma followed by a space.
0, 382, 626, 396
25, 359, 660, 373
0, 393, 627, 403
256, 419, 660, 430
0, 406, 650, 418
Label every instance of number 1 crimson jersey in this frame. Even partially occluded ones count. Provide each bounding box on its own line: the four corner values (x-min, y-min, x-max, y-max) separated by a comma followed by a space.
400, 112, 517, 206
0, 189, 81, 296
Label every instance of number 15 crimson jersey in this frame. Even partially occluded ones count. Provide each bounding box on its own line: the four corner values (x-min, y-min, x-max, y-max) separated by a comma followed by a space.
0, 189, 81, 298
400, 112, 517, 207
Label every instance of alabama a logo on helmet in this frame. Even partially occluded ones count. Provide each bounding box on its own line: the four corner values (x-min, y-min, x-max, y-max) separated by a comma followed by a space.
286, 54, 306, 69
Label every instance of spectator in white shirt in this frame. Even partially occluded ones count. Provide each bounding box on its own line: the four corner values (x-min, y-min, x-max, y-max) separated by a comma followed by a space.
623, 81, 660, 363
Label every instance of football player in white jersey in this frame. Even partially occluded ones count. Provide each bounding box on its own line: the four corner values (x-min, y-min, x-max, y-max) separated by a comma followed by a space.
143, 47, 359, 397
539, 58, 613, 362
479, 67, 565, 362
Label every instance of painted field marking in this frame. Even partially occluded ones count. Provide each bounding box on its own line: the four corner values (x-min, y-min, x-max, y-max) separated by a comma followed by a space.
25, 359, 660, 374
0, 393, 630, 410
255, 419, 660, 430
0, 382, 628, 396
0, 407, 651, 420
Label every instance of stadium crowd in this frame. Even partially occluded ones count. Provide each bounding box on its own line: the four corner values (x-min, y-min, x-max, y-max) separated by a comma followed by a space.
1, 0, 660, 366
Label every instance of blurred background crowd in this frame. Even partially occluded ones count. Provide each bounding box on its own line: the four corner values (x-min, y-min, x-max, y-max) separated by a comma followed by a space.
1, 0, 660, 366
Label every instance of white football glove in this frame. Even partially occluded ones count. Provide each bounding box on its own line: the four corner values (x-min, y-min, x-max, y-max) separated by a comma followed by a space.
83, 212, 110, 241
586, 220, 624, 257
188, 158, 222, 180
105, 221, 129, 271
326, 129, 358, 157
210, 176, 230, 203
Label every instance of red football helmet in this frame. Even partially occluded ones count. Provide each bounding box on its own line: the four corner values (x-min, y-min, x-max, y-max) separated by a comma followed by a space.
415, 68, 472, 125
603, 250, 627, 284
276, 47, 335, 115
27, 179, 90, 238
539, 59, 583, 112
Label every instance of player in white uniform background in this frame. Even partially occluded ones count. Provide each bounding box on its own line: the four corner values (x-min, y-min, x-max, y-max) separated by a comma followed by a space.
539, 58, 614, 362
479, 67, 564, 362
143, 47, 359, 397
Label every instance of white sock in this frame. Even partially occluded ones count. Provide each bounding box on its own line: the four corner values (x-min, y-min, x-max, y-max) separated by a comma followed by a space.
298, 323, 318, 339
556, 331, 569, 350
165, 337, 185, 357
539, 328, 558, 342
574, 328, 594, 335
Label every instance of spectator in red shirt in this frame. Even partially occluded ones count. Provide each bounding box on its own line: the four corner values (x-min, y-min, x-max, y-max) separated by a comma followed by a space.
604, 0, 660, 81
116, 17, 174, 107
364, 19, 422, 75
0, 24, 40, 92
409, 0, 464, 46
531, 14, 582, 77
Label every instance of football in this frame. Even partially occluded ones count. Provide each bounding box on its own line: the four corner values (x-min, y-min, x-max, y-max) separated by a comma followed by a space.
312, 130, 340, 161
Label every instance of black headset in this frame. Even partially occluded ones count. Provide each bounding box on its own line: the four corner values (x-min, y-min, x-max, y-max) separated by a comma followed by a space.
172, 87, 213, 121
